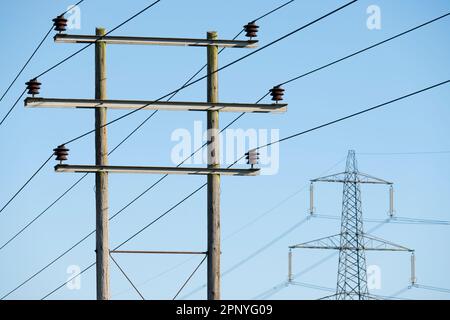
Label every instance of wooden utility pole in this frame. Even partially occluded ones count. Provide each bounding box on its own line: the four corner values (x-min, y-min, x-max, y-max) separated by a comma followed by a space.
206, 31, 220, 300
95, 27, 110, 300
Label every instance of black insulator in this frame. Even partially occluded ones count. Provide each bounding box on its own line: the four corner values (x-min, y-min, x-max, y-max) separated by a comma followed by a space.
270, 85, 285, 102
52, 15, 68, 33
25, 78, 41, 96
53, 145, 69, 163
243, 21, 259, 38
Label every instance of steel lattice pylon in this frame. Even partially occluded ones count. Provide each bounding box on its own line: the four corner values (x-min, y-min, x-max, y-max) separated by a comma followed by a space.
288, 150, 415, 300
336, 150, 368, 299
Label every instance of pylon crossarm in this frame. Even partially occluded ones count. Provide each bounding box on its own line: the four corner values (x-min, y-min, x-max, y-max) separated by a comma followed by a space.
289, 233, 413, 252
357, 172, 393, 185
289, 234, 342, 250
310, 172, 346, 183
361, 234, 413, 252
311, 172, 393, 185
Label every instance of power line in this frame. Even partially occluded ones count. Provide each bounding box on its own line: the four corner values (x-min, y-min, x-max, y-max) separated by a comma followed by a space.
40, 262, 96, 300
371, 293, 412, 300
0, 89, 26, 127
358, 151, 450, 155
0, 27, 51, 104
61, 0, 358, 146
35, 0, 162, 79
312, 214, 450, 226
253, 0, 295, 22
289, 281, 335, 293
0, 153, 53, 216
0, 0, 86, 104
412, 283, 450, 294
0, 173, 88, 251
0, 0, 87, 127
110, 253, 145, 300
253, 281, 289, 300
252, 80, 450, 154
277, 12, 450, 87
173, 254, 207, 300
390, 284, 450, 298
0, 229, 95, 299
59, 0, 87, 17
393, 216, 450, 225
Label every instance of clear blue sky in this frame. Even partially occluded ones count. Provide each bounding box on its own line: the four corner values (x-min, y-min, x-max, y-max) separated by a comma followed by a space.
0, 0, 449, 300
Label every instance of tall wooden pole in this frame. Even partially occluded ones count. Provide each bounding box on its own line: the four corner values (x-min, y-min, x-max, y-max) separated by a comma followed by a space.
95, 27, 110, 300
206, 31, 220, 300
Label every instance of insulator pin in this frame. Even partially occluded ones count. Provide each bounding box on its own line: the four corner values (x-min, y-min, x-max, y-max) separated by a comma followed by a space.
53, 145, 69, 163
270, 85, 285, 103
243, 21, 259, 39
25, 78, 41, 96
52, 15, 68, 33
